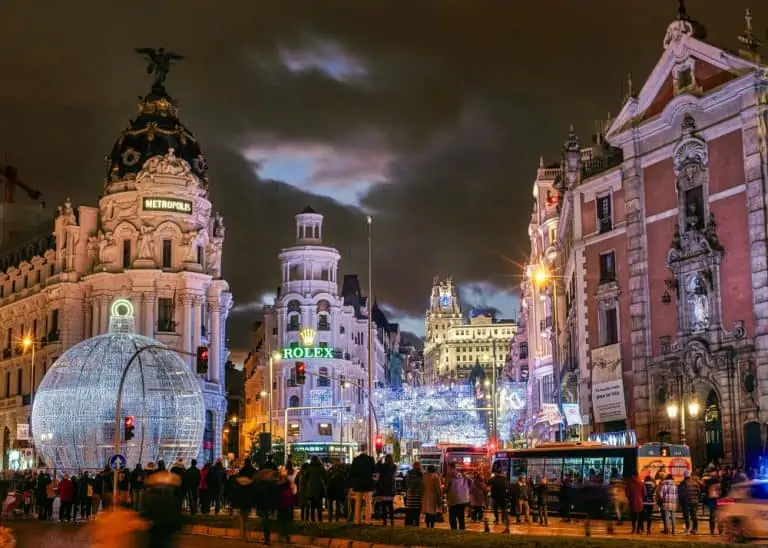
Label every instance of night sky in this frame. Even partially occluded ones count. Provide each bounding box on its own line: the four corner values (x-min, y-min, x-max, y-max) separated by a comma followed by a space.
0, 1, 765, 346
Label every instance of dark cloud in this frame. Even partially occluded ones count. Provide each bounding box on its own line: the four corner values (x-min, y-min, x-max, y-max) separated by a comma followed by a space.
0, 0, 765, 346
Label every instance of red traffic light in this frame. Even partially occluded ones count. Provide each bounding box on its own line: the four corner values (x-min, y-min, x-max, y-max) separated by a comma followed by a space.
125, 416, 134, 427
375, 434, 383, 453
296, 362, 306, 385
124, 416, 135, 441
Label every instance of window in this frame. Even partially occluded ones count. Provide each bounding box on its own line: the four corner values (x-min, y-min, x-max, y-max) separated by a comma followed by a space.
162, 239, 172, 268
6, 328, 10, 350
599, 251, 616, 283
32, 319, 37, 339
287, 315, 300, 332
123, 240, 131, 268
519, 342, 528, 360
157, 298, 174, 332
318, 367, 330, 387
600, 306, 619, 346
50, 309, 59, 335
4, 371, 8, 398
597, 195, 612, 233
318, 315, 330, 331
288, 423, 300, 437
288, 368, 296, 387
288, 395, 300, 408
16, 368, 22, 395
318, 423, 333, 436
541, 375, 554, 404
196, 245, 204, 265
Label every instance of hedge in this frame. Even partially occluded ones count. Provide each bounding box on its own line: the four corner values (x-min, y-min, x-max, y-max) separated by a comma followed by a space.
190, 516, 733, 548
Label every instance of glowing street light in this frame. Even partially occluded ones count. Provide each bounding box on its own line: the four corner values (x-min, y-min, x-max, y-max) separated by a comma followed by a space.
666, 402, 679, 419
688, 399, 700, 418
533, 264, 551, 287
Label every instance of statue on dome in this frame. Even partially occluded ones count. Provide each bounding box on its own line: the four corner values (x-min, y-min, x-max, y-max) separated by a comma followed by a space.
58, 197, 77, 226
206, 239, 222, 276
134, 48, 185, 88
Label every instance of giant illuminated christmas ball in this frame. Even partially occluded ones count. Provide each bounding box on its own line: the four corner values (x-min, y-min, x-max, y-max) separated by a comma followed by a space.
31, 299, 205, 471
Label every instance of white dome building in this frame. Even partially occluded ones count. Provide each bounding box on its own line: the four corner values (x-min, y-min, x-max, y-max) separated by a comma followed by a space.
31, 299, 205, 470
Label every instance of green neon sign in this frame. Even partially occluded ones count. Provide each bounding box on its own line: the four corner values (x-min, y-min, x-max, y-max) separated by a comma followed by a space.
282, 347, 334, 359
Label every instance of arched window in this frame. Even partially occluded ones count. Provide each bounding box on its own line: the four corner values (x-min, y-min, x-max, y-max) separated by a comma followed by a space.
318, 367, 330, 387
287, 300, 301, 332
289, 395, 300, 408
317, 300, 331, 331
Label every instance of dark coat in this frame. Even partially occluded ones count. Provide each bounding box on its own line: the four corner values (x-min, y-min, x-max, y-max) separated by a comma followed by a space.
304, 463, 327, 500
376, 463, 397, 498
349, 453, 376, 492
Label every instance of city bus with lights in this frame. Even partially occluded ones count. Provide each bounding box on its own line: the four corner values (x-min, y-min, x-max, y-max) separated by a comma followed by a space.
492, 442, 692, 513
440, 444, 490, 475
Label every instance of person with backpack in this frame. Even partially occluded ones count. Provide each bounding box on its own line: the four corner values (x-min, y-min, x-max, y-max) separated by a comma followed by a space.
444, 463, 469, 530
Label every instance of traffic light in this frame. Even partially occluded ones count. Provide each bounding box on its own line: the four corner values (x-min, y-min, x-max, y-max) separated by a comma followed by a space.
124, 416, 135, 441
196, 346, 209, 375
375, 434, 383, 454
488, 439, 497, 454
296, 362, 306, 385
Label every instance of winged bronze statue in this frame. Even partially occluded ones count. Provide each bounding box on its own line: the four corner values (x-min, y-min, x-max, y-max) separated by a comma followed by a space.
134, 48, 185, 87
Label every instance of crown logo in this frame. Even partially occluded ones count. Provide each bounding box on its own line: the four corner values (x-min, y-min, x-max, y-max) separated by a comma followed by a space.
299, 328, 316, 347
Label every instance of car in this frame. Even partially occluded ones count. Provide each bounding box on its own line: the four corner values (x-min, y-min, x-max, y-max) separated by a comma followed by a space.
717, 480, 768, 542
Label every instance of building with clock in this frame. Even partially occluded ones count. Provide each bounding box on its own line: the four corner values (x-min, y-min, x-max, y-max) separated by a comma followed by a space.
243, 208, 391, 459
424, 276, 516, 383
0, 66, 231, 470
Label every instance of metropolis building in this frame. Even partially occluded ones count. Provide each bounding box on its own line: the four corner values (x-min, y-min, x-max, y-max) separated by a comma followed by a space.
244, 209, 389, 459
0, 66, 231, 469
513, 8, 768, 466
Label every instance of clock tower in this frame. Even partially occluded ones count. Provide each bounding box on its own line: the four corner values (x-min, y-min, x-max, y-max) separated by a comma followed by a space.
424, 276, 462, 379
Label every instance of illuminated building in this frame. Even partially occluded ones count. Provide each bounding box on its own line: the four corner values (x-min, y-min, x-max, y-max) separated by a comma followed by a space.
244, 208, 389, 455
517, 8, 768, 465
424, 276, 516, 382
0, 63, 231, 469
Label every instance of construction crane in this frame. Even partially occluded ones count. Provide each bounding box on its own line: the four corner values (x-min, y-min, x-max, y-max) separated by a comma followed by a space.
0, 162, 42, 204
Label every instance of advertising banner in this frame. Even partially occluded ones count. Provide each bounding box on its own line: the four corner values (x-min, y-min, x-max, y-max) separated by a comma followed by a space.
591, 344, 627, 423
562, 404, 582, 425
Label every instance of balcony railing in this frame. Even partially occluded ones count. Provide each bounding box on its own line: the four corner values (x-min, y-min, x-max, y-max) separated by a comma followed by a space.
581, 148, 623, 180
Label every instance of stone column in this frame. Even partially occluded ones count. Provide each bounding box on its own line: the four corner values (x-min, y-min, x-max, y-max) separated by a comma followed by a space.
83, 298, 92, 339
99, 296, 108, 334
144, 293, 156, 339
210, 304, 221, 383
91, 298, 100, 337
192, 297, 202, 366
181, 295, 194, 369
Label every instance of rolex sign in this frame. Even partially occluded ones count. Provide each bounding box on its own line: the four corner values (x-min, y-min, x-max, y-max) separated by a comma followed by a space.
142, 197, 193, 214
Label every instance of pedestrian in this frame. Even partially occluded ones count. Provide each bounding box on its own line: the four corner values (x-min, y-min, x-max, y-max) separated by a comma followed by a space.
78, 471, 93, 520
304, 456, 327, 523
516, 475, 531, 523
534, 477, 549, 526
58, 473, 75, 522
703, 470, 721, 535
404, 461, 424, 526
349, 443, 376, 524
559, 475, 572, 523
444, 463, 469, 530
421, 464, 443, 529
199, 462, 210, 515
659, 474, 678, 535
207, 459, 225, 516
681, 471, 701, 534
141, 471, 184, 548
230, 458, 257, 540
326, 465, 348, 522
625, 471, 644, 534
129, 464, 145, 511
640, 474, 655, 534
255, 468, 280, 545
185, 459, 201, 515
488, 468, 509, 532
469, 474, 487, 523
376, 455, 397, 526
297, 463, 310, 521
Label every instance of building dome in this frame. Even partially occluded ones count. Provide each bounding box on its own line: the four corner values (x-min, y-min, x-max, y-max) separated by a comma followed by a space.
31, 300, 205, 470
105, 85, 208, 185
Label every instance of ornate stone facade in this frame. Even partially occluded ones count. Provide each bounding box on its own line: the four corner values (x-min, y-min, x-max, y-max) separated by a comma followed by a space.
0, 77, 232, 470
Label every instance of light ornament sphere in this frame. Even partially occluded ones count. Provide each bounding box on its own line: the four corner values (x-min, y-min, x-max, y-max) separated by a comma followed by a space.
31, 299, 205, 471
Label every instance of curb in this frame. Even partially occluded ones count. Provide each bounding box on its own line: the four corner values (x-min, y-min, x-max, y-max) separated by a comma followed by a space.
186, 524, 409, 548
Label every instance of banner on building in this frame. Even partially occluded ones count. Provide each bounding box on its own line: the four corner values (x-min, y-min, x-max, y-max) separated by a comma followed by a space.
562, 404, 582, 425
591, 344, 627, 423
16, 424, 29, 441
540, 403, 562, 426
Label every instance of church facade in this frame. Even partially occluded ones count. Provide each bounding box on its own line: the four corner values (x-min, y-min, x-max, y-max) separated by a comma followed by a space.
0, 59, 231, 469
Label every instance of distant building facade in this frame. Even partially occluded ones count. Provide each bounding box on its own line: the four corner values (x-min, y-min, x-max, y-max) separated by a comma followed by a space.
424, 276, 516, 383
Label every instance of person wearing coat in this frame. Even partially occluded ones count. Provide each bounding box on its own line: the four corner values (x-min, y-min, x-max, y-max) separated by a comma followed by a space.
421, 465, 443, 529
304, 456, 327, 523
230, 459, 257, 540
625, 471, 645, 534
404, 462, 424, 527
681, 471, 701, 534
375, 455, 397, 526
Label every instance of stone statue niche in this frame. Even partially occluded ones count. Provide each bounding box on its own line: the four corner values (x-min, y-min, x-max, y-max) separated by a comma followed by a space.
686, 272, 710, 332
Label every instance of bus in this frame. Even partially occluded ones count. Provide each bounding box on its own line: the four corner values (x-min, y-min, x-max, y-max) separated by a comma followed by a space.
492, 442, 692, 513
442, 445, 489, 475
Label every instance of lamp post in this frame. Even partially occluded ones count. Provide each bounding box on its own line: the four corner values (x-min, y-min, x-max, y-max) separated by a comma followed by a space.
22, 335, 37, 468
666, 377, 700, 445
366, 215, 375, 453
533, 263, 565, 441
267, 351, 280, 437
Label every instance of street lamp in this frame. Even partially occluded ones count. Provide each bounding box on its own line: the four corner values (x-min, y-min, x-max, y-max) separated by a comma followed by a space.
665, 381, 700, 445
366, 215, 375, 453
531, 262, 565, 442
267, 351, 280, 436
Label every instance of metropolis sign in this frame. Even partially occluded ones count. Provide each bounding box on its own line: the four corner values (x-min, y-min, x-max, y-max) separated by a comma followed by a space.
142, 197, 193, 214
281, 328, 334, 359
